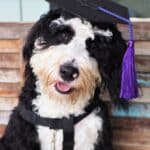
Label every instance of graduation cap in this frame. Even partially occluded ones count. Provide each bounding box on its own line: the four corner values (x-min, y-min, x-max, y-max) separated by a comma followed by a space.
48, 0, 129, 23
46, 0, 139, 100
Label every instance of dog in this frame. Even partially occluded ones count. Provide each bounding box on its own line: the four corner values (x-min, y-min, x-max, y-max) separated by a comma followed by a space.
0, 9, 128, 150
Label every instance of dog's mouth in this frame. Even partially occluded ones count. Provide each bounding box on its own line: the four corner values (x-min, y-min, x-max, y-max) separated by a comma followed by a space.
55, 81, 73, 94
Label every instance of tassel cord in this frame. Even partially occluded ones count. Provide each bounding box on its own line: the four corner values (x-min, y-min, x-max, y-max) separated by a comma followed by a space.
97, 6, 133, 40
97, 6, 138, 99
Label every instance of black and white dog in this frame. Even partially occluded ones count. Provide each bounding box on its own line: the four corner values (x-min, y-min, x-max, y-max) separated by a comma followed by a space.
0, 10, 127, 150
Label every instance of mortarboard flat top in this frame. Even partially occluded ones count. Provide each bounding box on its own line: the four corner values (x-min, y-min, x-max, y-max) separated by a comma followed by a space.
46, 0, 129, 24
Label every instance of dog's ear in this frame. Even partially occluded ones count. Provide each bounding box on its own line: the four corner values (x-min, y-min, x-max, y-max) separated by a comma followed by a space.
86, 24, 129, 109
23, 24, 41, 61
99, 26, 129, 109
23, 10, 61, 62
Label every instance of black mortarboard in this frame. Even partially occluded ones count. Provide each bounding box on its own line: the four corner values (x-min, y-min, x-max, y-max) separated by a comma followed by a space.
47, 0, 129, 24
46, 0, 139, 100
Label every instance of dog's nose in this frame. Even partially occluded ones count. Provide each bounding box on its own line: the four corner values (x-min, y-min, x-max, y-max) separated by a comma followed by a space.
60, 64, 79, 81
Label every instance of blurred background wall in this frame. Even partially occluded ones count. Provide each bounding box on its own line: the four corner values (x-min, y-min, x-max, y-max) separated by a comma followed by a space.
114, 0, 150, 18
0, 0, 149, 22
0, 0, 49, 22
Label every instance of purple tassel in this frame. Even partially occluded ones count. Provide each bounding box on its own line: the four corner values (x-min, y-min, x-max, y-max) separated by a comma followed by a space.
97, 6, 139, 100
120, 40, 139, 99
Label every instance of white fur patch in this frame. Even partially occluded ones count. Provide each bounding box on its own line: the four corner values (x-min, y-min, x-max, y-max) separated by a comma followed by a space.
94, 28, 113, 37
51, 17, 65, 26
33, 80, 89, 118
66, 18, 95, 40
74, 109, 102, 150
38, 127, 63, 150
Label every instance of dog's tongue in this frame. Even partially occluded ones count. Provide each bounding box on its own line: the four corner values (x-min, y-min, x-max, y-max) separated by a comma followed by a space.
56, 81, 71, 92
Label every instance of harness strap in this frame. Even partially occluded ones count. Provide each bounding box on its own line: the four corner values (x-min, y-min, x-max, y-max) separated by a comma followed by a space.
62, 117, 74, 150
17, 102, 98, 150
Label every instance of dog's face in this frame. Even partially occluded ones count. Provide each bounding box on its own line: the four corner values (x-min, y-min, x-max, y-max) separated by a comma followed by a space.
23, 11, 126, 106
30, 18, 109, 103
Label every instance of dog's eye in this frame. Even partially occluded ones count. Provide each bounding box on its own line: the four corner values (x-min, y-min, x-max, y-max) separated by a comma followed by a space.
33, 25, 75, 51
48, 24, 75, 45
34, 37, 47, 50
57, 30, 74, 44
53, 25, 75, 44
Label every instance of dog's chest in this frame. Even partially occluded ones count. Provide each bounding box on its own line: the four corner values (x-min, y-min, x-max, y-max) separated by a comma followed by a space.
37, 112, 102, 150
33, 94, 102, 150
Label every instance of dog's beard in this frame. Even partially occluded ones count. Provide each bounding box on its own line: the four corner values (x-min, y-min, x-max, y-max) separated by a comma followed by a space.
34, 65, 100, 104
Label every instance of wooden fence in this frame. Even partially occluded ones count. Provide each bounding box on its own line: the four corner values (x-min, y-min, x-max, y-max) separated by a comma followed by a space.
0, 22, 150, 150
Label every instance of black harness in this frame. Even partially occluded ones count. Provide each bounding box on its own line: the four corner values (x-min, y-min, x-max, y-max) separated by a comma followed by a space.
17, 101, 99, 150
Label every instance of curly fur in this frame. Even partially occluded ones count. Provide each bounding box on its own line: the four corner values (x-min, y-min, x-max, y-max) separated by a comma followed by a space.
0, 9, 128, 150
